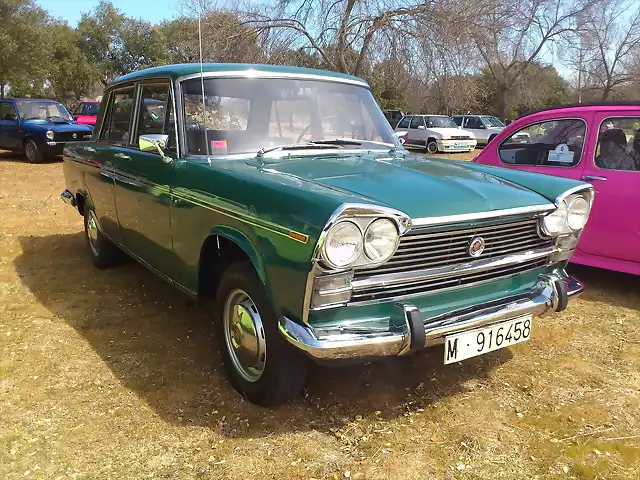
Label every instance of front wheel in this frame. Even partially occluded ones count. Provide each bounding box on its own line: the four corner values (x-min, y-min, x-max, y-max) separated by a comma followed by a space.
426, 140, 439, 154
24, 140, 44, 163
214, 262, 308, 406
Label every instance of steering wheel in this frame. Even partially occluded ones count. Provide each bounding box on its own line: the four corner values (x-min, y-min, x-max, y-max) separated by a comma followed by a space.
296, 124, 312, 144
295, 116, 359, 144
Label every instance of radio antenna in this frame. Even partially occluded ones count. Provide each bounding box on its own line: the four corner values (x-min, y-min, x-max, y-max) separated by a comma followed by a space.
197, 2, 210, 163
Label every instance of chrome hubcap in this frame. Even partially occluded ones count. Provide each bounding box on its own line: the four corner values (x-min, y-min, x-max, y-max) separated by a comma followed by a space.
223, 289, 266, 383
86, 211, 100, 255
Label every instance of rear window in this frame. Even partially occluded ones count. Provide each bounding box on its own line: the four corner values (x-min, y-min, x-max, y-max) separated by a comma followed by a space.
595, 117, 640, 171
499, 119, 586, 167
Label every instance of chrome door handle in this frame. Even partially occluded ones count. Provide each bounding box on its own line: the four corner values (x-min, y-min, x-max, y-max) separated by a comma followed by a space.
581, 175, 607, 181
114, 152, 131, 160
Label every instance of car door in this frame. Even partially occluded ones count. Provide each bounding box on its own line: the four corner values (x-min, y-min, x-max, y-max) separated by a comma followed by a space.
576, 112, 640, 264
407, 116, 426, 147
464, 116, 488, 144
0, 102, 21, 150
495, 116, 589, 182
111, 81, 176, 272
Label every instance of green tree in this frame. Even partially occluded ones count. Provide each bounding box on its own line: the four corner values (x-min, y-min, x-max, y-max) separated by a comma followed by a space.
77, 0, 166, 85
46, 22, 101, 105
0, 0, 50, 98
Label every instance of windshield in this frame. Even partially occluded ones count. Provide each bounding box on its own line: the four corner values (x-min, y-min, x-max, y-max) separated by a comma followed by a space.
181, 77, 396, 156
77, 102, 100, 115
426, 116, 457, 128
16, 101, 72, 122
481, 116, 505, 128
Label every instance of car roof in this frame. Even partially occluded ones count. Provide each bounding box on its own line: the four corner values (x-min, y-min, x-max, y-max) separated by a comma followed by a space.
516, 101, 640, 120
111, 63, 368, 88
2, 98, 60, 102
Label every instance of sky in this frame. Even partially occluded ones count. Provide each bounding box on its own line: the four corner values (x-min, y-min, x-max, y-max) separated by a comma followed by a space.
37, 0, 181, 26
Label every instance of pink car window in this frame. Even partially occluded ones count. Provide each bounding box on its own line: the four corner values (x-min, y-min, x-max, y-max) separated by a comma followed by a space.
498, 118, 586, 168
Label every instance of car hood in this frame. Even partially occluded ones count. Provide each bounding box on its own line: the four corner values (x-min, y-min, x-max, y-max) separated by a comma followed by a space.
24, 121, 93, 132
428, 127, 475, 137
260, 152, 553, 219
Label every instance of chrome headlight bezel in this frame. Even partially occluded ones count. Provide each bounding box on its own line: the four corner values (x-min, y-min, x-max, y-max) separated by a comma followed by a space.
539, 186, 594, 237
317, 204, 410, 271
46, 130, 55, 140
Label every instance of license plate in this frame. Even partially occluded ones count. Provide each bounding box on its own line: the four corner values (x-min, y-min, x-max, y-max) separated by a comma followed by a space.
454, 142, 464, 147
444, 315, 532, 364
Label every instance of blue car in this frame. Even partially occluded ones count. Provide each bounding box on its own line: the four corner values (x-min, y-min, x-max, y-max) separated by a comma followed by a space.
0, 98, 94, 163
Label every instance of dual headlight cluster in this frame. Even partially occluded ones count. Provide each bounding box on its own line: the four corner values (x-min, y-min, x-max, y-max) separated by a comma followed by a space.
321, 218, 400, 269
540, 191, 593, 236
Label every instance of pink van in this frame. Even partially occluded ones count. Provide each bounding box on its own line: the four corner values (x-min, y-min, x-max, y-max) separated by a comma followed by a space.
472, 103, 640, 275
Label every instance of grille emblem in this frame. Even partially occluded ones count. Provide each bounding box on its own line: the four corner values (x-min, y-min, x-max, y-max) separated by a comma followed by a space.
468, 236, 486, 257
72, 133, 77, 139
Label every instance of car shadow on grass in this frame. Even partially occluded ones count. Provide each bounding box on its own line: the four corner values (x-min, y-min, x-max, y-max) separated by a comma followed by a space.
15, 232, 512, 438
568, 264, 640, 310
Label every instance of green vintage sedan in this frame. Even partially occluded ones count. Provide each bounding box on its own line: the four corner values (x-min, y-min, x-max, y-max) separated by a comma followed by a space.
60, 63, 593, 406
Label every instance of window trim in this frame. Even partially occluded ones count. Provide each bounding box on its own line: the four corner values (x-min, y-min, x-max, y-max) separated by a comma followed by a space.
593, 115, 640, 173
130, 80, 176, 155
497, 117, 588, 169
98, 83, 138, 145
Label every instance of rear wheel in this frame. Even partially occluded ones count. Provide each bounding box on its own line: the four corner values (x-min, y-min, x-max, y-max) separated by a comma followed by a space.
487, 134, 497, 145
426, 139, 438, 154
83, 204, 122, 269
214, 262, 308, 406
24, 140, 43, 163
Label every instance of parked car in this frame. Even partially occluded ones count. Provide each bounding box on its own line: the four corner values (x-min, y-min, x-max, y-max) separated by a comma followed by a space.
451, 114, 530, 146
472, 102, 640, 276
0, 98, 94, 163
73, 100, 101, 126
394, 114, 477, 153
60, 63, 592, 405
383, 109, 405, 128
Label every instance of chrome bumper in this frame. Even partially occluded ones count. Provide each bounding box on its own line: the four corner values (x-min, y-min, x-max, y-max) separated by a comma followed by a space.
279, 273, 583, 360
60, 189, 76, 207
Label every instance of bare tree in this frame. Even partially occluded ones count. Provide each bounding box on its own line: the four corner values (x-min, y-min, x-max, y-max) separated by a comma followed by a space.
472, 0, 593, 119
567, 0, 640, 100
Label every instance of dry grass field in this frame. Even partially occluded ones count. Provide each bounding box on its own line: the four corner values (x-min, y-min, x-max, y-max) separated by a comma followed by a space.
1, 150, 639, 480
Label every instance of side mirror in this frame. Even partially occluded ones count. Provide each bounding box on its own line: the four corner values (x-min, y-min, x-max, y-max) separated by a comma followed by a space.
139, 134, 171, 163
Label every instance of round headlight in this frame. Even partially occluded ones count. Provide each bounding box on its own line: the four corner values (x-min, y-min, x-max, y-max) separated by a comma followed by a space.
322, 221, 363, 269
566, 196, 590, 231
46, 130, 54, 140
364, 218, 399, 262
542, 200, 568, 235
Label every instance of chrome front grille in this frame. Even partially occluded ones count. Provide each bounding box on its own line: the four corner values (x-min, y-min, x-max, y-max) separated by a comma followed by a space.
350, 217, 553, 303
451, 135, 472, 140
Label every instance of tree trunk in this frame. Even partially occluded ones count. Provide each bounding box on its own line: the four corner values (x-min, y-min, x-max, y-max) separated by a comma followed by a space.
0, 83, 4, 99
495, 86, 508, 121
601, 88, 610, 101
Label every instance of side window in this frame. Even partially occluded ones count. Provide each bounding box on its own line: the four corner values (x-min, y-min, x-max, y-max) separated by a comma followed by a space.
595, 117, 640, 171
499, 119, 586, 167
451, 116, 463, 127
0, 102, 17, 121
397, 116, 411, 129
409, 116, 424, 129
135, 83, 175, 152
101, 87, 136, 143
465, 116, 483, 129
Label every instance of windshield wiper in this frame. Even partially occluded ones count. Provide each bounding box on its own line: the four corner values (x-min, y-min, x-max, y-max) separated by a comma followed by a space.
309, 139, 362, 146
256, 143, 340, 157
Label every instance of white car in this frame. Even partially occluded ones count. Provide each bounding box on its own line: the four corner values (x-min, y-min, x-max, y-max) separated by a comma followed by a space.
394, 114, 477, 153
